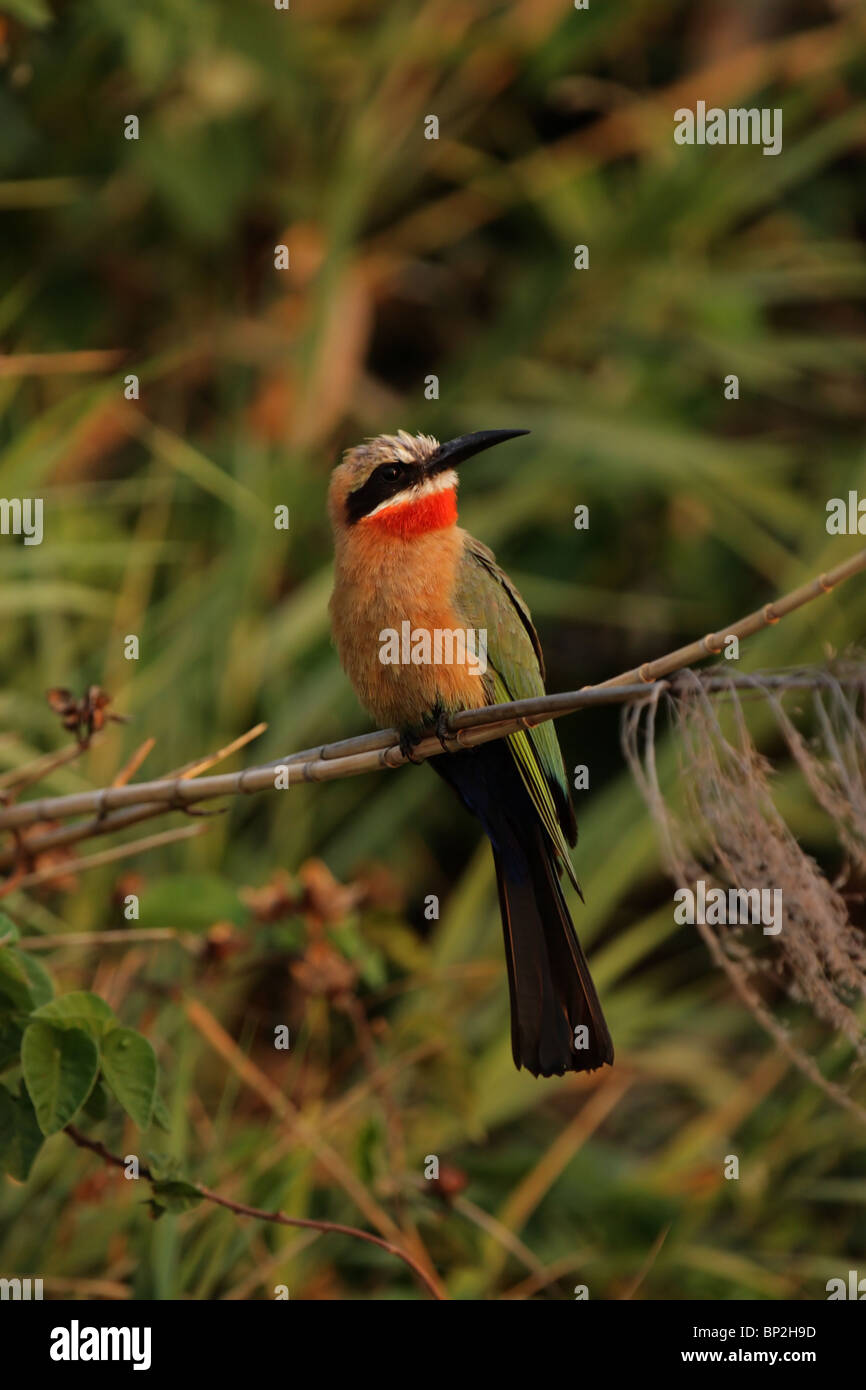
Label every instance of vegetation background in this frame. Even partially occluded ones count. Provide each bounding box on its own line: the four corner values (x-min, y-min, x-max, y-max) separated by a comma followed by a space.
1, 0, 865, 1300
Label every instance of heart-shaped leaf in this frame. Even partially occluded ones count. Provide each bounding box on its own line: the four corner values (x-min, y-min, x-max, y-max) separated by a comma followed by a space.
0, 1084, 44, 1180
33, 991, 116, 1039
21, 1021, 99, 1135
102, 1028, 157, 1130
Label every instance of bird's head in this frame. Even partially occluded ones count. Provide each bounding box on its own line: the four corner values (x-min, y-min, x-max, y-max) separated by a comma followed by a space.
328, 428, 529, 540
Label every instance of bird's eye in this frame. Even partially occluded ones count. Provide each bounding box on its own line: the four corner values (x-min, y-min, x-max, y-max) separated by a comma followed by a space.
378, 463, 402, 483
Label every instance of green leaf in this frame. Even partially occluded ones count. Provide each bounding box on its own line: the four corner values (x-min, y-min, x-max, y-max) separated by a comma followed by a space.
0, 1018, 24, 1072
151, 1091, 172, 1132
17, 953, 54, 1009
0, 1084, 43, 1180
82, 1078, 109, 1122
0, 947, 58, 1012
0, 915, 20, 945
145, 1151, 180, 1182
150, 1178, 202, 1214
21, 1021, 99, 1135
32, 991, 116, 1039
0, 948, 37, 1010
101, 1028, 157, 1130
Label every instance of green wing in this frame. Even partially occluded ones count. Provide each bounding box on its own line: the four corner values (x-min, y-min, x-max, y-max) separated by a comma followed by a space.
454, 532, 580, 890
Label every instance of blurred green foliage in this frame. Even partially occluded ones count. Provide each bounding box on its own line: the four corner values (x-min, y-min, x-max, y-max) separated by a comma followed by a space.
1, 0, 865, 1299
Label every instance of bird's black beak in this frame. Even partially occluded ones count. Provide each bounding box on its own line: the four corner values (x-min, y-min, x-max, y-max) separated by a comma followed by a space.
427, 428, 530, 474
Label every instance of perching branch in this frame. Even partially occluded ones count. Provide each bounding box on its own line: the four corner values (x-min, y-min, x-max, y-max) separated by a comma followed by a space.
63, 1124, 445, 1301
1, 547, 865, 872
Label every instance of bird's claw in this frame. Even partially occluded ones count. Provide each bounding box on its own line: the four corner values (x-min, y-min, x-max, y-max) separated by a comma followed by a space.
398, 729, 427, 764
398, 711, 455, 763
434, 710, 454, 752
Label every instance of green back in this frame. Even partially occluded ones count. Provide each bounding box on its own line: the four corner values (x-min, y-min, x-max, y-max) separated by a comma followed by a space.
453, 533, 579, 888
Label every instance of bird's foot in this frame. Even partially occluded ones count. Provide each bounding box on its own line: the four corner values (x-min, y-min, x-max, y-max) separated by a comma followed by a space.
398, 710, 455, 763
398, 728, 427, 764
433, 709, 455, 752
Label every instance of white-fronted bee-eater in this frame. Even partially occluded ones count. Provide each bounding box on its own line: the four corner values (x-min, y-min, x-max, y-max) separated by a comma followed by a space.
328, 428, 613, 1076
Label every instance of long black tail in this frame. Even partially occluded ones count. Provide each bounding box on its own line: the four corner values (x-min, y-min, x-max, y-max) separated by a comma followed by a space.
431, 742, 613, 1077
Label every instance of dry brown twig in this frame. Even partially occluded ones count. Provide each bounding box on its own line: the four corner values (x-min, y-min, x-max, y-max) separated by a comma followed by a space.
1, 548, 864, 878
63, 1125, 444, 1301
9, 823, 207, 893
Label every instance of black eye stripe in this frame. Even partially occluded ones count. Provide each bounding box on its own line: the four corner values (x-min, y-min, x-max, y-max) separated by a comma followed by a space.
345, 461, 415, 524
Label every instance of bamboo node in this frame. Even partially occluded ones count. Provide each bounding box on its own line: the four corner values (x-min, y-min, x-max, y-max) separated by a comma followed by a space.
639, 663, 655, 683
703, 633, 723, 655
763, 604, 781, 626
818, 573, 835, 593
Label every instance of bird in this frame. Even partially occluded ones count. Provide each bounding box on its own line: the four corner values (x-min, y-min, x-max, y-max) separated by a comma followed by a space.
328, 428, 613, 1077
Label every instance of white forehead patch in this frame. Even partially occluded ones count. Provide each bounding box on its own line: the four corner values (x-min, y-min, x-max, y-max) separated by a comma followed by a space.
389, 430, 439, 465
363, 468, 458, 520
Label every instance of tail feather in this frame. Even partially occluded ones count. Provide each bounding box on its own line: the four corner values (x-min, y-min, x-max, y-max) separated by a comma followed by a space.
493, 827, 613, 1075
431, 742, 613, 1077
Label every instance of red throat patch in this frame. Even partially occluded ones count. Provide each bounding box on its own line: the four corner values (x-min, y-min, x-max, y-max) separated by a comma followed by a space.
363, 487, 458, 538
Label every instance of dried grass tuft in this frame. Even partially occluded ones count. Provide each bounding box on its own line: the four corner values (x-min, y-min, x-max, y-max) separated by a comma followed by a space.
622, 663, 866, 1119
